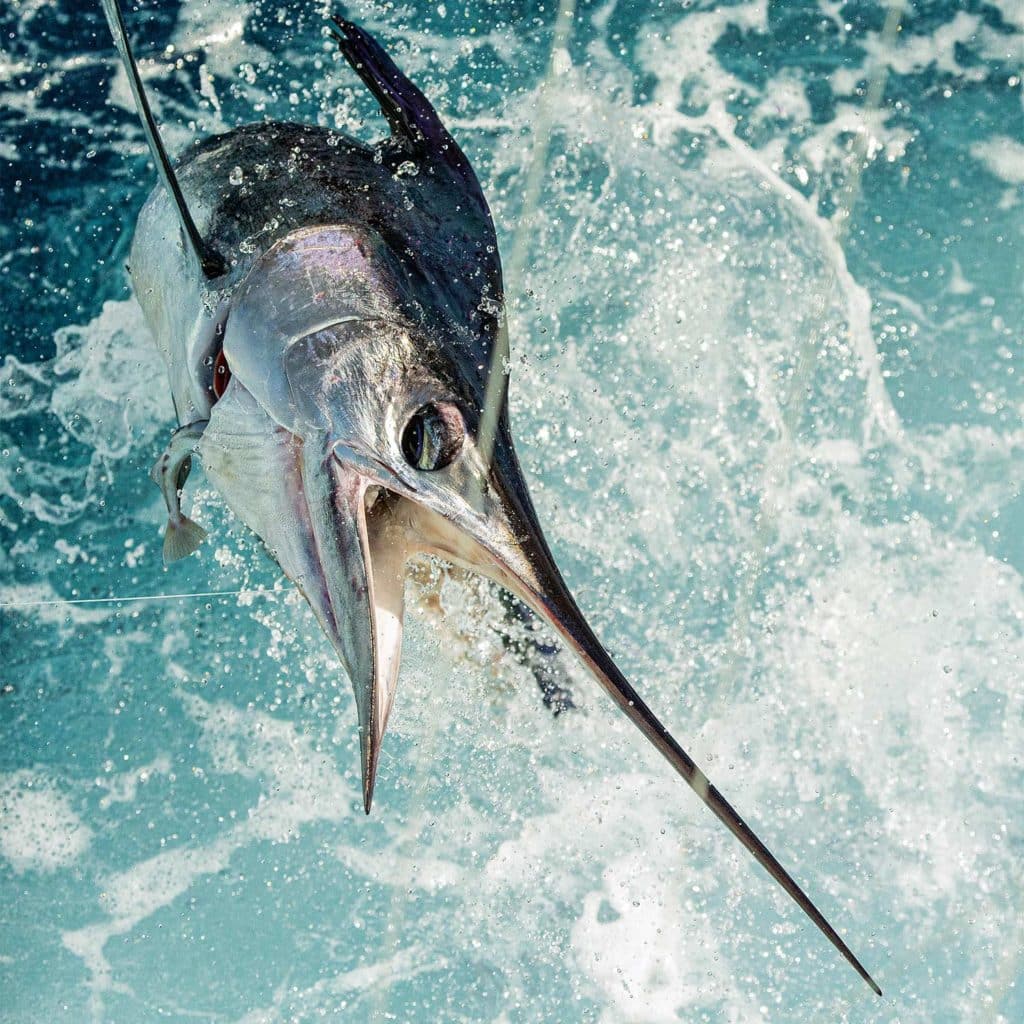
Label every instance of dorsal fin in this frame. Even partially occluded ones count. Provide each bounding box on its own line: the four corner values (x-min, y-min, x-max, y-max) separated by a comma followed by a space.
329, 17, 466, 166
102, 0, 225, 279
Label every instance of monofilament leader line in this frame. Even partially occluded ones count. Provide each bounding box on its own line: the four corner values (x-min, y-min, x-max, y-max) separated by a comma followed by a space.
0, 588, 283, 609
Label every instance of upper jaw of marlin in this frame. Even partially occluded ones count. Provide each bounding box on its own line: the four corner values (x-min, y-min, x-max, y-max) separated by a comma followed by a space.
214, 364, 879, 993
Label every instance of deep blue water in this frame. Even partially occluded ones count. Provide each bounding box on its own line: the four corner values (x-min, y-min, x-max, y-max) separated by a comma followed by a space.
2, 1, 1023, 1021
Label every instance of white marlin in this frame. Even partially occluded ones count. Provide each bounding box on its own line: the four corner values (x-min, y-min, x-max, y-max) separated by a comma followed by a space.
103, 1, 880, 996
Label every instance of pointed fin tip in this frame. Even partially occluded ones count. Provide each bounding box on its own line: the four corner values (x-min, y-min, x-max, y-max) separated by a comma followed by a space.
163, 517, 207, 563
327, 13, 448, 151
330, 15, 357, 37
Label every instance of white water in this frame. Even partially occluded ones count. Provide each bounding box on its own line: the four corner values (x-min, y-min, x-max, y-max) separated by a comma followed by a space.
2, 1, 1022, 1021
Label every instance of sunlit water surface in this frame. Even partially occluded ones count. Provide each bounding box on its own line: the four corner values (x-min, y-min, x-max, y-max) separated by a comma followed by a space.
2, 1, 1023, 1021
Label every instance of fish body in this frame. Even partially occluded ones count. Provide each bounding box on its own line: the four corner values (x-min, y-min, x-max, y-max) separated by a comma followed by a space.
105, 4, 880, 996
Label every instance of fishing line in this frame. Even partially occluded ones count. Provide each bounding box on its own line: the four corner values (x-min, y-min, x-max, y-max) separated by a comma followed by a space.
0, 587, 283, 609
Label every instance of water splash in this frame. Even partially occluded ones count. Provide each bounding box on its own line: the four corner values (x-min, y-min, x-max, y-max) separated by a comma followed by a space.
3, 1, 1023, 1021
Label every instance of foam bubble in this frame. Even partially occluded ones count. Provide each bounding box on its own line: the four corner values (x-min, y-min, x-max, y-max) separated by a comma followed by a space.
971, 136, 1024, 185
0, 770, 92, 874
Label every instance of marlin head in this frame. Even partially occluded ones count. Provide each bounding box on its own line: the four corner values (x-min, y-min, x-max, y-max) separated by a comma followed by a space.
198, 217, 504, 811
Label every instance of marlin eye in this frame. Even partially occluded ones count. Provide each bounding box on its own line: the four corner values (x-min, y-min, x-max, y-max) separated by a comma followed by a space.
400, 402, 463, 471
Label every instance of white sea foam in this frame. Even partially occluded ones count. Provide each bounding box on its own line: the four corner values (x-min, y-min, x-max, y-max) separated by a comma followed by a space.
49, 299, 170, 457
61, 689, 354, 1014
971, 135, 1024, 185
572, 848, 761, 1023
0, 769, 92, 874
0, 298, 171, 528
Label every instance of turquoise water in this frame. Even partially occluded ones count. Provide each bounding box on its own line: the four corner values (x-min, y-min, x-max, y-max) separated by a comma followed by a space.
2, 0, 1022, 1020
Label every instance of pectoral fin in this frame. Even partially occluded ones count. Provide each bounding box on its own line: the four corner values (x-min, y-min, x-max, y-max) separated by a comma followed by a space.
152, 420, 209, 563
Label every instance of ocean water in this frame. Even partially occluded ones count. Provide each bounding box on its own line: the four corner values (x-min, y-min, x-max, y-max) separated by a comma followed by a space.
1, 0, 1022, 1020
